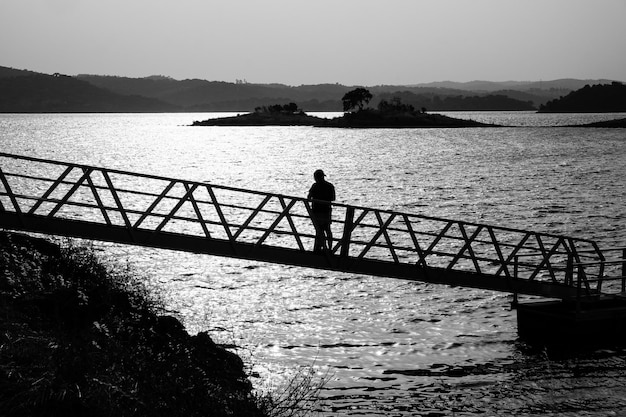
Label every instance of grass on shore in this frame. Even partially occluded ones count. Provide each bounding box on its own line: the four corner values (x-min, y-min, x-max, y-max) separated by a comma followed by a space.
1, 231, 268, 416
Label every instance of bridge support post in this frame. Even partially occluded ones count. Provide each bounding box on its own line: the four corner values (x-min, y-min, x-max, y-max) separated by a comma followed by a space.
517, 298, 626, 348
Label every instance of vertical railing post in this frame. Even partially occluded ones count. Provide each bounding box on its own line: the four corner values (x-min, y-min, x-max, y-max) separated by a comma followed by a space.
622, 248, 626, 293
511, 255, 519, 307
576, 264, 583, 313
565, 252, 574, 287
340, 206, 355, 258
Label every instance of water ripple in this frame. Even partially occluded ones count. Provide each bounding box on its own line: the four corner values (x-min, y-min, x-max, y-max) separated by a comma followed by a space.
2, 113, 626, 416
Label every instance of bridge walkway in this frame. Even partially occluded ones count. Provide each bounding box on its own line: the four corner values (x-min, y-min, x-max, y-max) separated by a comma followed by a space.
1, 153, 624, 301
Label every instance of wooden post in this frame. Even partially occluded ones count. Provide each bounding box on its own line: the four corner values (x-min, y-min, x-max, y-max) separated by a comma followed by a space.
340, 206, 354, 258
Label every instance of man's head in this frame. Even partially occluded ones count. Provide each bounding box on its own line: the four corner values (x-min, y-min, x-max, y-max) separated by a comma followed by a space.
314, 169, 325, 181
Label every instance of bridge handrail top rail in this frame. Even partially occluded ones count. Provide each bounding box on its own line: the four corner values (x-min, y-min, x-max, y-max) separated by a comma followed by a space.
574, 260, 625, 267
0, 152, 599, 245
598, 246, 626, 252
582, 275, 626, 283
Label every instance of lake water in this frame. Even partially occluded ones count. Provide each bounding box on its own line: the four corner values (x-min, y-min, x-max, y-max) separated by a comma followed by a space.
2, 111, 626, 415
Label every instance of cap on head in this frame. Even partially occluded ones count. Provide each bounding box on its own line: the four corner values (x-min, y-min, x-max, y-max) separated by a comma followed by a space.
314, 169, 325, 180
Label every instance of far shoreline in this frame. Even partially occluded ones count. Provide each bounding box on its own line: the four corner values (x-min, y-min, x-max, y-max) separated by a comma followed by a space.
191, 109, 501, 128
190, 111, 626, 129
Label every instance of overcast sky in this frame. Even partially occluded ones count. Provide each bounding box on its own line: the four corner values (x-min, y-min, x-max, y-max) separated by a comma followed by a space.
2, 0, 625, 86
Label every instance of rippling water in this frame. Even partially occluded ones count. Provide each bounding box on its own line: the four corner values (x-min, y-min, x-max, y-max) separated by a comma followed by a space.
2, 111, 626, 415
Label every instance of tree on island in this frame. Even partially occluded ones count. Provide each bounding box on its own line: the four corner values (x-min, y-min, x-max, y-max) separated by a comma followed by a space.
377, 96, 419, 113
341, 88, 373, 112
254, 102, 303, 114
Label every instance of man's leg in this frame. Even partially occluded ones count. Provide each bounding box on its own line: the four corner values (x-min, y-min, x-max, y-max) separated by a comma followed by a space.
324, 224, 333, 251
314, 227, 324, 253
312, 214, 325, 253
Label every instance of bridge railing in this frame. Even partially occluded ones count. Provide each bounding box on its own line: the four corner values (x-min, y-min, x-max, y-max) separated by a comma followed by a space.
570, 247, 626, 296
0, 152, 608, 298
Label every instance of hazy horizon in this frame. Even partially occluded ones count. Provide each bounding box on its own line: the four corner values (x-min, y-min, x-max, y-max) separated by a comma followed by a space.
5, 63, 624, 87
6, 63, 623, 87
2, 0, 626, 86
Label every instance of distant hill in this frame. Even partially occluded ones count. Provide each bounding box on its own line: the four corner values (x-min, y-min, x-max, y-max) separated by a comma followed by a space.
1, 65, 622, 113
412, 79, 622, 108
0, 70, 178, 112
0, 66, 39, 78
370, 91, 534, 111
415, 79, 618, 92
76, 74, 538, 111
76, 74, 350, 111
75, 75, 620, 111
538, 82, 626, 113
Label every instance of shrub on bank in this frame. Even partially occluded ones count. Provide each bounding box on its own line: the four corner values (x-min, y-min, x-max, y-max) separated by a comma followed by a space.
0, 231, 264, 417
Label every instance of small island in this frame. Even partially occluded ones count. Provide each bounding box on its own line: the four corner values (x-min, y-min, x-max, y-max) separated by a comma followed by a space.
192, 88, 499, 128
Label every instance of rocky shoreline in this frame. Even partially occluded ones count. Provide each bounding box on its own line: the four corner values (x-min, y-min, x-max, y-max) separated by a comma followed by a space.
572, 117, 626, 128
0, 231, 267, 416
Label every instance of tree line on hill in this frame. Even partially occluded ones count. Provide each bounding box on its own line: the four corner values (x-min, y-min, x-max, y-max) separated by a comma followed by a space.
0, 72, 177, 112
539, 82, 626, 112
0, 66, 623, 113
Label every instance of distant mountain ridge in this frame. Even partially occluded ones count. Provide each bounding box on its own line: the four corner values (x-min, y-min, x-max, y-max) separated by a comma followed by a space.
0, 70, 177, 112
413, 79, 618, 92
0, 65, 622, 113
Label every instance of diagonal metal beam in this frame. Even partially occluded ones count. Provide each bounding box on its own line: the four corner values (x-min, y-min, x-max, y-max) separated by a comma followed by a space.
101, 171, 134, 239
184, 182, 211, 238
47, 168, 93, 218
205, 185, 238, 256
233, 195, 271, 240
83, 168, 112, 226
357, 212, 397, 259
278, 196, 305, 251
424, 221, 454, 258
155, 182, 199, 232
488, 227, 512, 278
0, 167, 21, 216
256, 198, 298, 247
528, 235, 563, 282
494, 233, 531, 277
28, 165, 73, 215
403, 214, 428, 267
133, 181, 176, 229
376, 211, 399, 263
330, 207, 368, 249
447, 223, 483, 273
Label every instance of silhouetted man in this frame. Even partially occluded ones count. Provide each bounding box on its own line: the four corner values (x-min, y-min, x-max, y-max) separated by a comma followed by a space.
307, 169, 336, 253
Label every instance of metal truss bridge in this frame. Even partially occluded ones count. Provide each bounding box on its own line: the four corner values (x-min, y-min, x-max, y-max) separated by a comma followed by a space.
1, 153, 624, 301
